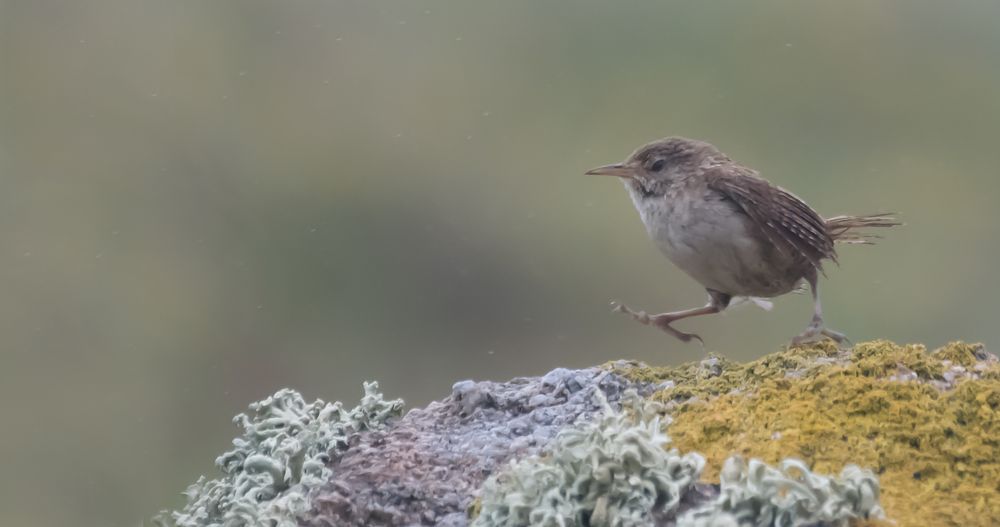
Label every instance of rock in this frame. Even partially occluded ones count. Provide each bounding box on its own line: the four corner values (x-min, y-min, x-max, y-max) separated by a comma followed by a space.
157, 341, 999, 527
306, 368, 652, 527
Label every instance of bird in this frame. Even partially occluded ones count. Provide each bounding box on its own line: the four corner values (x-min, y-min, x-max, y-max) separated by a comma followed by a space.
586, 137, 899, 345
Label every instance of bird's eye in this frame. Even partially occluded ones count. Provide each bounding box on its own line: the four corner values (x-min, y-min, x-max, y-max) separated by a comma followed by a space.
650, 159, 665, 172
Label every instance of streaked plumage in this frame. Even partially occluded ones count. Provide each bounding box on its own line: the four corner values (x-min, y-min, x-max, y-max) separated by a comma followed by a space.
587, 137, 900, 345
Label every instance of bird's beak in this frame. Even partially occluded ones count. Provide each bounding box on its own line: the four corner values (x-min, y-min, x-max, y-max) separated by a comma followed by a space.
584, 163, 635, 179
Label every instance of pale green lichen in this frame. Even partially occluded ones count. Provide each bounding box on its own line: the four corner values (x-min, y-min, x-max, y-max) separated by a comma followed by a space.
677, 511, 742, 527
155, 382, 403, 527
473, 391, 705, 527
678, 457, 882, 527
473, 389, 882, 527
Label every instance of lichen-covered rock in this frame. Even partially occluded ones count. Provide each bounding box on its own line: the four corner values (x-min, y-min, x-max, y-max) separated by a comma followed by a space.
615, 341, 999, 527
677, 457, 882, 527
155, 340, 993, 527
473, 391, 882, 527
305, 367, 653, 526
155, 383, 404, 527
473, 391, 707, 527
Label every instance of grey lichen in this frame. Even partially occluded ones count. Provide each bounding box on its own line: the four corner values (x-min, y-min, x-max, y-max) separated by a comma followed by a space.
677, 457, 883, 527
155, 382, 403, 527
473, 391, 705, 527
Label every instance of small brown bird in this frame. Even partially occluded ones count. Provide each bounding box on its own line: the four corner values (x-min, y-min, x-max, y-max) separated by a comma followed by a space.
587, 137, 899, 345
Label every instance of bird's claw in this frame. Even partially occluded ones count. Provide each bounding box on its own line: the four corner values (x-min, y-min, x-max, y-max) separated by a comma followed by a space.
652, 317, 704, 346
610, 301, 650, 324
611, 300, 704, 346
674, 329, 705, 347
791, 325, 849, 347
822, 328, 850, 344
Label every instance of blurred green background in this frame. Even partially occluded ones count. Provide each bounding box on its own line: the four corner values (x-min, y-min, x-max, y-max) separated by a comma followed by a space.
2, 1, 999, 525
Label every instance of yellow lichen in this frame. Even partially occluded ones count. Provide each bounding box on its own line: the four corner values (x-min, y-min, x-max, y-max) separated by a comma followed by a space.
933, 341, 987, 368
849, 340, 945, 379
608, 340, 843, 402
467, 497, 482, 520
644, 341, 999, 527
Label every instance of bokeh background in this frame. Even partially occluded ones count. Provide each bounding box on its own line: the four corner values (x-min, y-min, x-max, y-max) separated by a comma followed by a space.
3, 1, 1000, 525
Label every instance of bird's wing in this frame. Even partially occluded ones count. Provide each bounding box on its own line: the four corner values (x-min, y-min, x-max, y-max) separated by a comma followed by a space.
704, 164, 835, 269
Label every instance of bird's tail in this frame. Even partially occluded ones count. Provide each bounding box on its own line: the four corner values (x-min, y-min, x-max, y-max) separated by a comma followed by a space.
826, 213, 901, 245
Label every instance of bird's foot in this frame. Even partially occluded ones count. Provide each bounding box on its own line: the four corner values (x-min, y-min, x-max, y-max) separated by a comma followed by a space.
791, 321, 849, 347
610, 301, 705, 346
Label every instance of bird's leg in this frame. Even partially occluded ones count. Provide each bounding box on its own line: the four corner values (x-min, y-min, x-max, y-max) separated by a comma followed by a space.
612, 290, 731, 345
792, 275, 848, 345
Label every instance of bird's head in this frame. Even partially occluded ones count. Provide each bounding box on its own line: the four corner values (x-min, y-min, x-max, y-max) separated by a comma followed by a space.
585, 137, 722, 198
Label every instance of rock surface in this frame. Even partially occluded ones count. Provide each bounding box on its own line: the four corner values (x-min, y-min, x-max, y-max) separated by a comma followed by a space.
306, 367, 655, 526
157, 340, 997, 527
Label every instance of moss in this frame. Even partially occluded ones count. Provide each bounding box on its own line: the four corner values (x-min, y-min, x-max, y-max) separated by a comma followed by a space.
657, 341, 999, 527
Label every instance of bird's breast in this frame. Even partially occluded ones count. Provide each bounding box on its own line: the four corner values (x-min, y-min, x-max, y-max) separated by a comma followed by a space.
630, 188, 802, 297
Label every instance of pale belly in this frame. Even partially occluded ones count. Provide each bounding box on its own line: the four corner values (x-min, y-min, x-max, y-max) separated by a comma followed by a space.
636, 193, 803, 297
